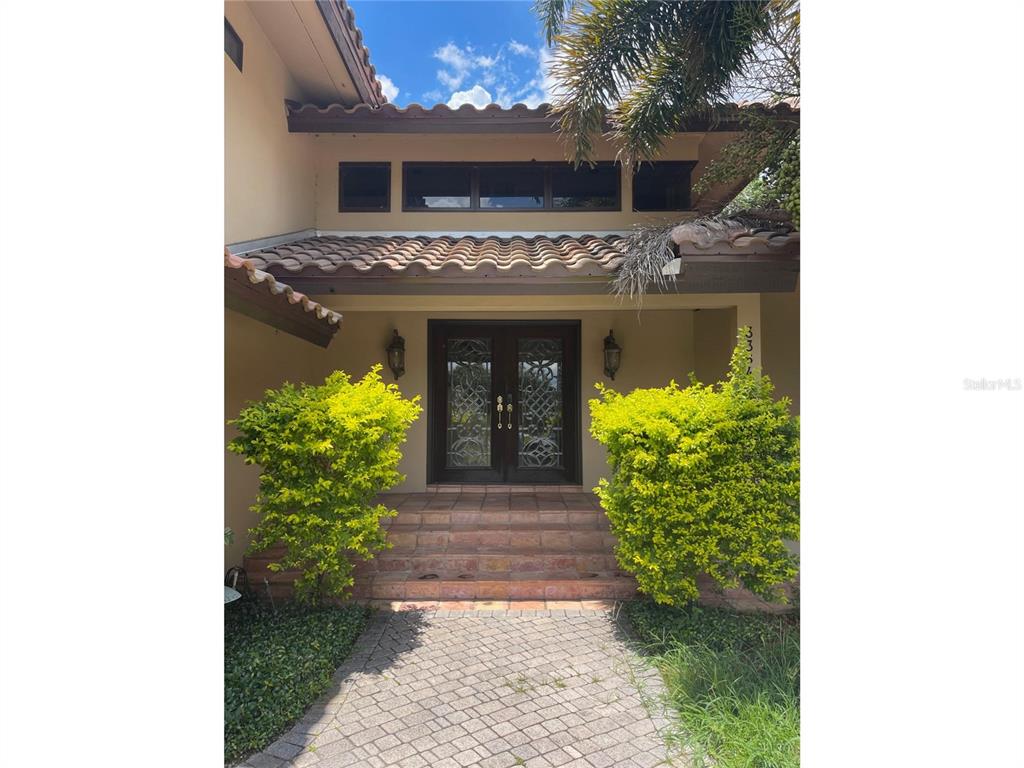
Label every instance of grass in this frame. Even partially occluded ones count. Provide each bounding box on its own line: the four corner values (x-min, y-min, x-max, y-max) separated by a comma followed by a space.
504, 674, 535, 694
624, 601, 800, 768
224, 601, 370, 765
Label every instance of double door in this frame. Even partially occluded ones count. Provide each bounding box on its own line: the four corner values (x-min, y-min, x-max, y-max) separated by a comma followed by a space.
428, 321, 580, 484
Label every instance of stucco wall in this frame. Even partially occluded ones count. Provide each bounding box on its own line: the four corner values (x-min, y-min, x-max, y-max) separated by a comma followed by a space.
311, 132, 742, 233
694, 307, 738, 385
225, 1, 316, 244
224, 308, 326, 568
761, 286, 800, 413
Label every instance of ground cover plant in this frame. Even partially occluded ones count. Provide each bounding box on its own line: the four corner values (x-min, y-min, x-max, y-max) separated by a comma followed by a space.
626, 600, 800, 768
224, 601, 369, 764
229, 366, 421, 603
589, 329, 800, 606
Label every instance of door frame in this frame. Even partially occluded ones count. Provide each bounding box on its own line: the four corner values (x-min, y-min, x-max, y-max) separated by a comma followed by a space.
427, 319, 582, 485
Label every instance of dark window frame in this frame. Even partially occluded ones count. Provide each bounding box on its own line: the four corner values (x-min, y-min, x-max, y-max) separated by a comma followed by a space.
401, 161, 621, 213
631, 160, 698, 212
224, 18, 243, 72
338, 162, 391, 213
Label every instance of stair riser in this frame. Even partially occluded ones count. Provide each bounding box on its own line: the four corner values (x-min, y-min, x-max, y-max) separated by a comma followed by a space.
352, 554, 621, 575
238, 576, 637, 601
384, 531, 618, 550
387, 512, 609, 527
362, 580, 640, 601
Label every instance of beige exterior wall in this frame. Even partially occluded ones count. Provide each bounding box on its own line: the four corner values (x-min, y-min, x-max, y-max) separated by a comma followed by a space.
312, 132, 742, 233
224, 308, 326, 568
225, 1, 316, 244
694, 307, 738, 385
761, 285, 800, 413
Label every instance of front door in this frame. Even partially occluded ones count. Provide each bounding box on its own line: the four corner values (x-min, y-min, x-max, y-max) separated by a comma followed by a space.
428, 320, 580, 484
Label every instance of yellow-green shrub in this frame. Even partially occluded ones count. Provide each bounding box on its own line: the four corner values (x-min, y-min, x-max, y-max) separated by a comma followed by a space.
589, 329, 799, 605
228, 366, 421, 604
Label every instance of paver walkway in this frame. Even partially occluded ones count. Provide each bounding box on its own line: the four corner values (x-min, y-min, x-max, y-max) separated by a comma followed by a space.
244, 606, 683, 768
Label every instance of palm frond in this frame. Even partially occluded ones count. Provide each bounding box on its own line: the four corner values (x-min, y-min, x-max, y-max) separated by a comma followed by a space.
612, 214, 794, 299
550, 0, 774, 165
533, 0, 580, 46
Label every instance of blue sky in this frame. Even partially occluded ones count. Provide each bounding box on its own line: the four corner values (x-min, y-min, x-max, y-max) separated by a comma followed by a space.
349, 1, 555, 108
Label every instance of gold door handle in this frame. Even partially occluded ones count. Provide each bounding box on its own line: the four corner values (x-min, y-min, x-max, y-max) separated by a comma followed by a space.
496, 395, 504, 430
506, 399, 513, 430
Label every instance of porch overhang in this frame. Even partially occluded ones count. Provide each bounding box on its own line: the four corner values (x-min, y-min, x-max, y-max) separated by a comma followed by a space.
233, 231, 799, 296
224, 251, 343, 347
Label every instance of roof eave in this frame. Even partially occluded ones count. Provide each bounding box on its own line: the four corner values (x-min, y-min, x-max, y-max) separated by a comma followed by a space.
285, 101, 799, 134
315, 0, 385, 107
224, 253, 343, 347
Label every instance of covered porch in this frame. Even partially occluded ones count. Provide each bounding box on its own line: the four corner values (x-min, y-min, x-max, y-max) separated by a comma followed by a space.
224, 228, 800, 577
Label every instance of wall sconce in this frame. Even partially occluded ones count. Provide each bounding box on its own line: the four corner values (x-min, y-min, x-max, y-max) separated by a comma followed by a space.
386, 329, 405, 380
603, 329, 621, 380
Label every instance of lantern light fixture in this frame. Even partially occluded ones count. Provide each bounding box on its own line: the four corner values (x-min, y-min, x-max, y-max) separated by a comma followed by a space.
386, 329, 406, 379
603, 329, 621, 380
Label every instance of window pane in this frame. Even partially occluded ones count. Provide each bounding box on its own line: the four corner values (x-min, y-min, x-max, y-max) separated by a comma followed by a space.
339, 164, 389, 211
551, 164, 618, 209
479, 166, 544, 209
633, 162, 694, 211
405, 165, 471, 209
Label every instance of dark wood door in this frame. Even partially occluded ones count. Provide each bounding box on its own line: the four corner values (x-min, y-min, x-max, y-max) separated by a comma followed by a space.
428, 320, 580, 484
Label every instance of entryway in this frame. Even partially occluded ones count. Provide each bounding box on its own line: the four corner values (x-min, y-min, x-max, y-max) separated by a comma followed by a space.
427, 320, 581, 485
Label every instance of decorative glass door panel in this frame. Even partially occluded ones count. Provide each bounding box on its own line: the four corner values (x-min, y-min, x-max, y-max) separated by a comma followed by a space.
445, 338, 492, 468
516, 338, 564, 469
429, 321, 579, 484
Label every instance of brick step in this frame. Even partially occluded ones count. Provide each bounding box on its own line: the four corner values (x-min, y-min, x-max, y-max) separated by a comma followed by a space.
383, 530, 619, 551
389, 502, 602, 513
384, 513, 611, 527
241, 570, 637, 601
245, 538, 617, 569
359, 573, 639, 601
352, 552, 621, 575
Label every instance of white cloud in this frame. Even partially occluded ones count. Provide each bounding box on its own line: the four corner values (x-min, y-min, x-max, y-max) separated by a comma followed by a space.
518, 92, 546, 108
438, 69, 465, 89
447, 84, 493, 109
422, 89, 443, 104
538, 47, 560, 102
435, 42, 473, 71
429, 42, 555, 109
508, 40, 533, 56
434, 42, 475, 89
377, 74, 399, 102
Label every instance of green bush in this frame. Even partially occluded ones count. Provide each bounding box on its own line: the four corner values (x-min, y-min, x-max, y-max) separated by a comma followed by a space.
228, 366, 421, 603
624, 601, 800, 768
589, 329, 799, 605
224, 602, 369, 764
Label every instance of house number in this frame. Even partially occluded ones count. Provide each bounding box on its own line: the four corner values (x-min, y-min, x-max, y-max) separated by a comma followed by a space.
744, 327, 754, 374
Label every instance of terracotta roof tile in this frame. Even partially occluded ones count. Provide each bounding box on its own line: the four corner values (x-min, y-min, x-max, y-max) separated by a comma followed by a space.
324, 0, 385, 105
243, 235, 627, 278
285, 100, 798, 134
670, 221, 799, 257
225, 251, 343, 326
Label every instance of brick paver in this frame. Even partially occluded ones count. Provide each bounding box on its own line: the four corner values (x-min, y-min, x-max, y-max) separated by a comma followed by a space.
239, 607, 683, 768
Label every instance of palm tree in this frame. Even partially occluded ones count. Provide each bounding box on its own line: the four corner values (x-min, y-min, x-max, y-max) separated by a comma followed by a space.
536, 0, 800, 295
